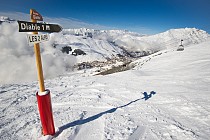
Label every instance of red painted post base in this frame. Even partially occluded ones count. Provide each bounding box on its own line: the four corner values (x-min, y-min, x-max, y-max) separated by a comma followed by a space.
36, 90, 55, 136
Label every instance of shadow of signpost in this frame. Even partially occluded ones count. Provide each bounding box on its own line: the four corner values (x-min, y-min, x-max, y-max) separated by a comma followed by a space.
59, 108, 117, 132
142, 91, 156, 101
55, 91, 156, 136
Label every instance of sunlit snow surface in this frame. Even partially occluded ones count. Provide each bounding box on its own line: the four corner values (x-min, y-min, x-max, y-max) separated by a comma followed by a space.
1, 40, 210, 140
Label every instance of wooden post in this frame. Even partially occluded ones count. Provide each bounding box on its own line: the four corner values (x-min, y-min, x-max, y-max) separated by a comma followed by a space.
30, 9, 45, 92
30, 9, 55, 136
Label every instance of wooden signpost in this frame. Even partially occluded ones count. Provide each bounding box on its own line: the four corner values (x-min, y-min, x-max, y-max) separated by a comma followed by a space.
18, 9, 62, 136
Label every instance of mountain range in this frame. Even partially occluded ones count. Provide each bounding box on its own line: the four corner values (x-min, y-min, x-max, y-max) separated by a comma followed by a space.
0, 16, 209, 84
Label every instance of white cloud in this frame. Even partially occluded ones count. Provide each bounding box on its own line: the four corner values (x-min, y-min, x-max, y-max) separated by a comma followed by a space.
0, 22, 76, 84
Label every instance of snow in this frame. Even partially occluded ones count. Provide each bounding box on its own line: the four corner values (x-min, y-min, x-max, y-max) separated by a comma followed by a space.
1, 18, 210, 139
0, 20, 209, 84
113, 28, 209, 52
1, 38, 210, 139
57, 27, 209, 60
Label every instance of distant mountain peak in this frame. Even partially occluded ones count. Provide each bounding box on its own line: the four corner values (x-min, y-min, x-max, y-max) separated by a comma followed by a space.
0, 16, 15, 24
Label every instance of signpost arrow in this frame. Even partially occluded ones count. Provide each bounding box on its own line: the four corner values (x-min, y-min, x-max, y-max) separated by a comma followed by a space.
31, 9, 43, 21
27, 34, 49, 44
18, 20, 62, 33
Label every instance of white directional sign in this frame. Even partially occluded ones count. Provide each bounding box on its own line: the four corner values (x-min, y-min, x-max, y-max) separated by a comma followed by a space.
27, 34, 49, 44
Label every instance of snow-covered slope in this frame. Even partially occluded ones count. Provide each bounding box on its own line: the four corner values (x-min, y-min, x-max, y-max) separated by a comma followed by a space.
1, 39, 210, 140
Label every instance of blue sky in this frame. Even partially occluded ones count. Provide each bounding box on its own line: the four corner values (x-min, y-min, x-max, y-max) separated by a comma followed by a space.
0, 0, 210, 34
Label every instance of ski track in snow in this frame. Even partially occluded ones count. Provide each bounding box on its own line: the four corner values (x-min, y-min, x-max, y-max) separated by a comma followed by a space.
1, 40, 210, 140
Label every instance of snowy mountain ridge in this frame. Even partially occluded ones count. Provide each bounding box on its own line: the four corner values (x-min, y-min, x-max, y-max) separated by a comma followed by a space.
54, 27, 209, 61
62, 28, 144, 38
0, 20, 209, 84
0, 16, 15, 23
